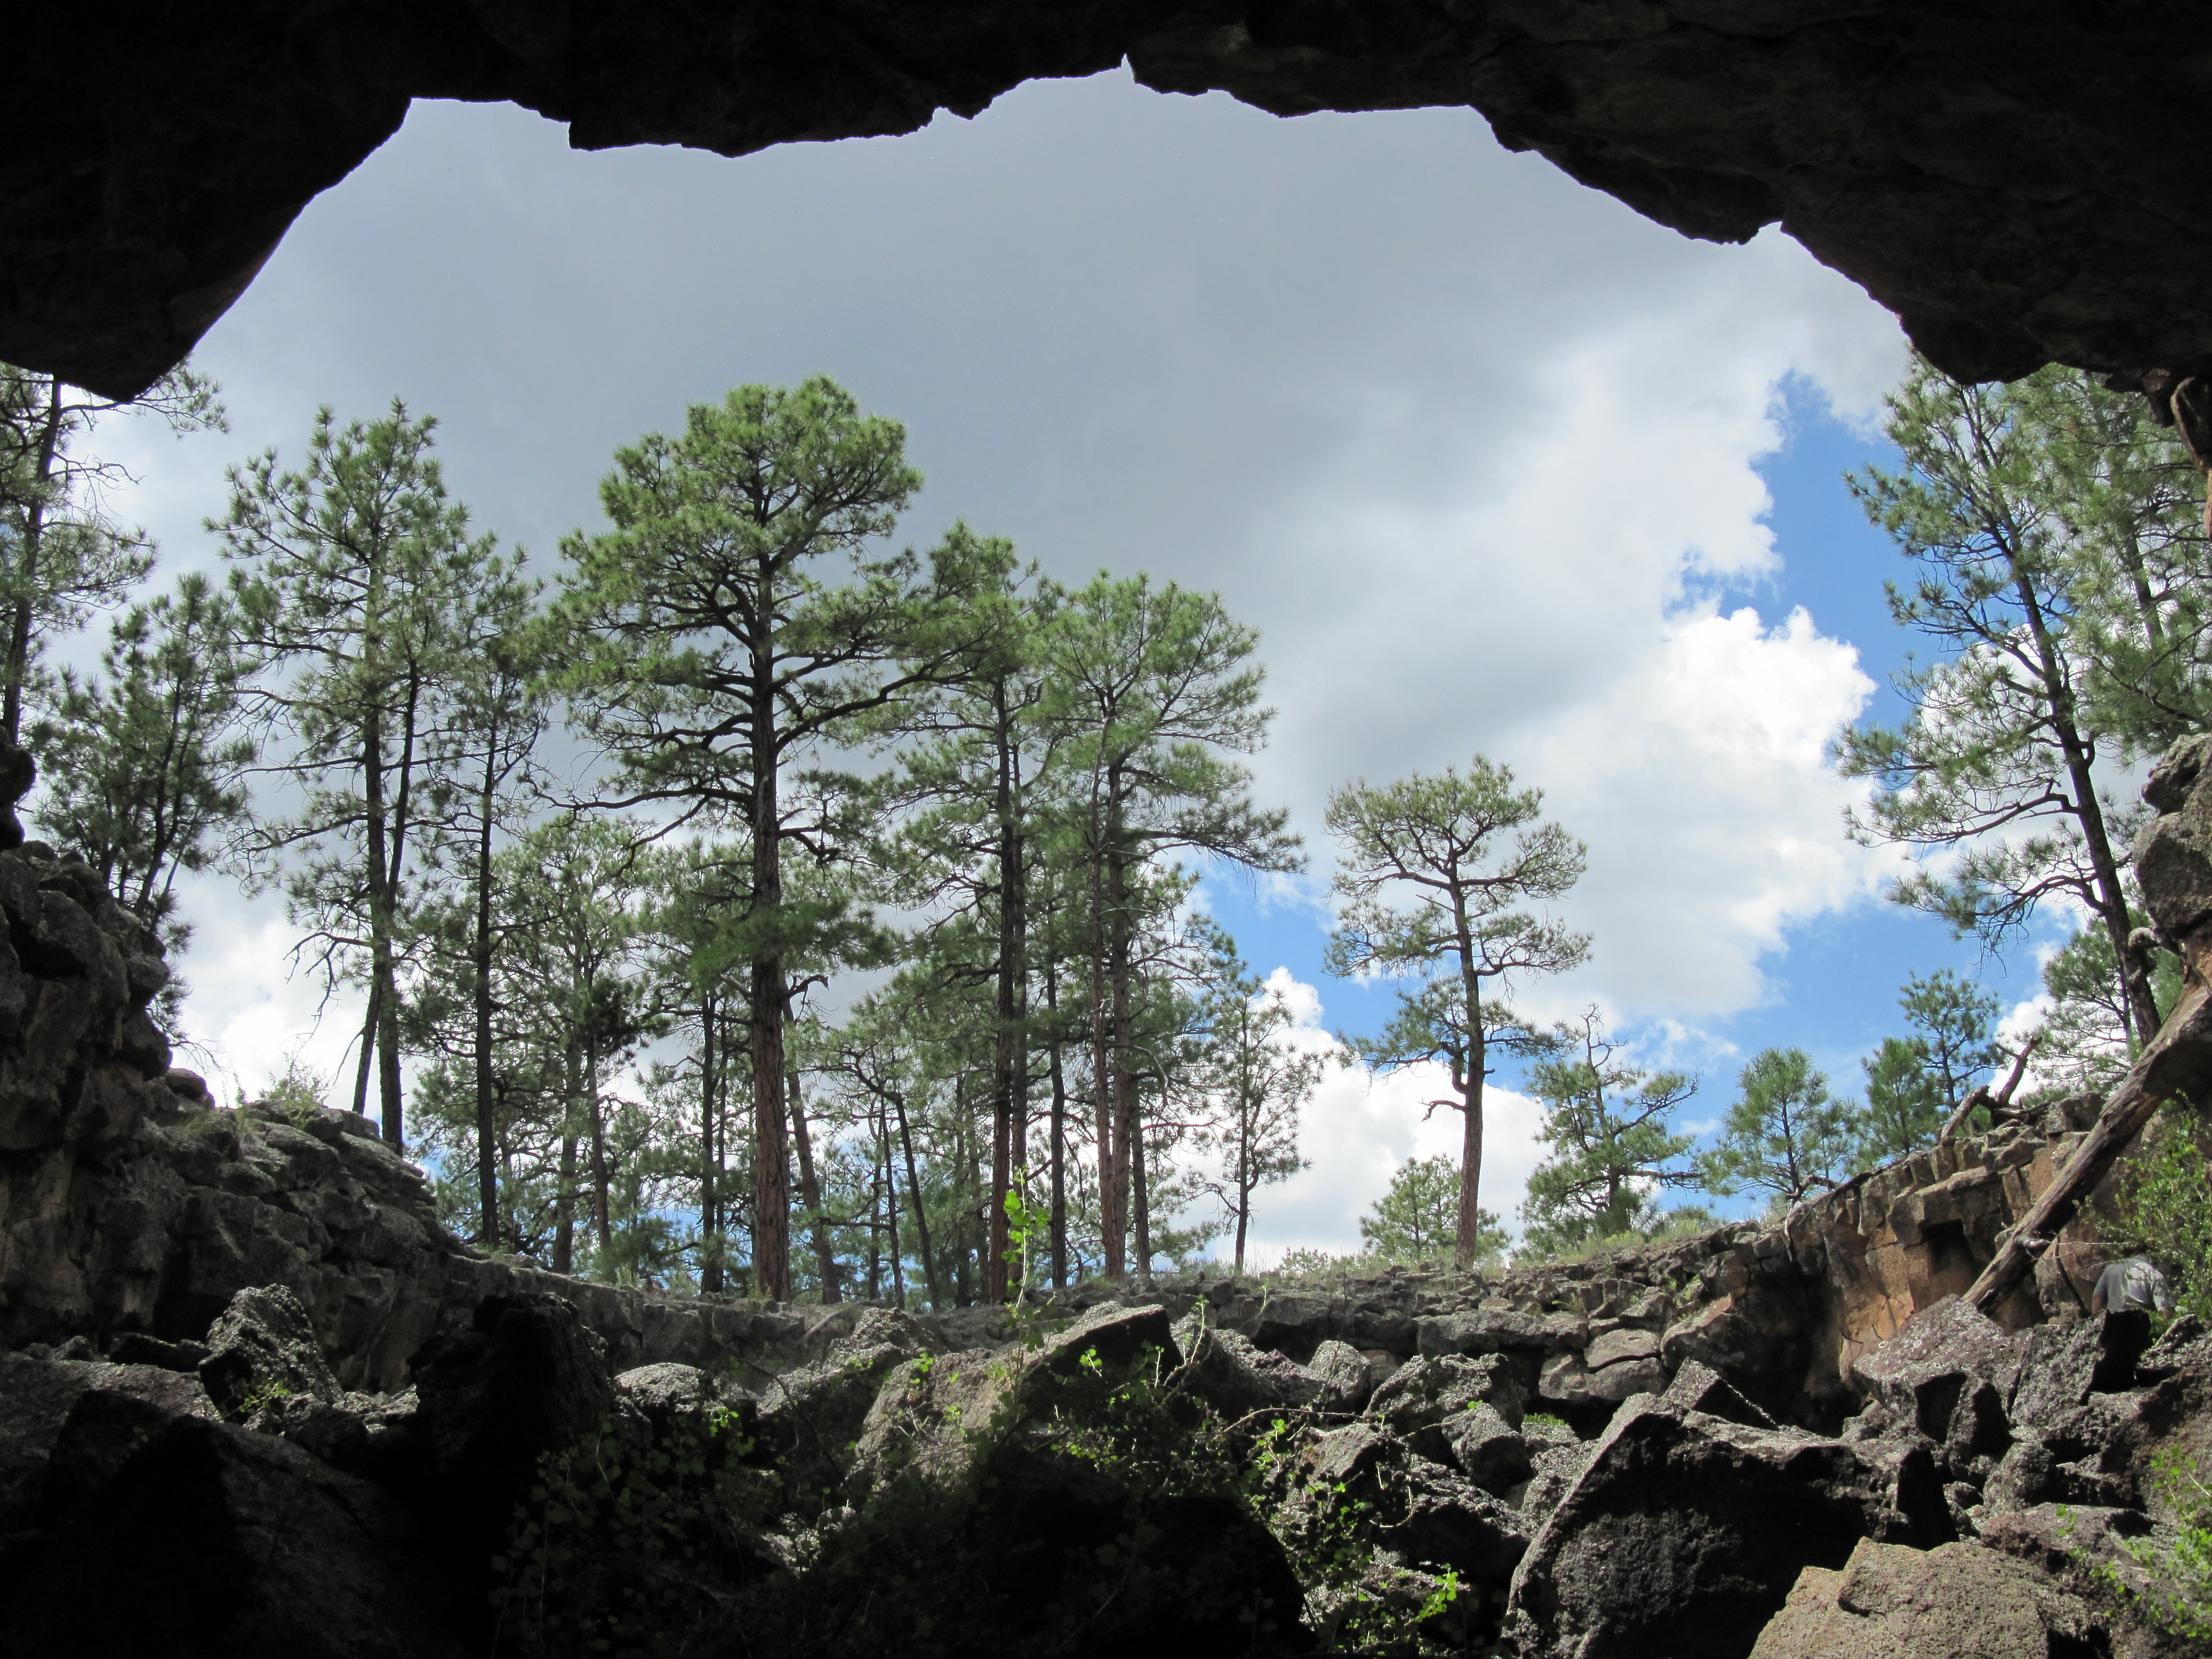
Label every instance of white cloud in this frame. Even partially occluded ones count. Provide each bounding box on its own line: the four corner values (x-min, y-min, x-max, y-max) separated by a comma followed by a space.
1527, 604, 1907, 1019
70, 71, 1923, 1201
165, 875, 368, 1109
1208, 970, 1552, 1264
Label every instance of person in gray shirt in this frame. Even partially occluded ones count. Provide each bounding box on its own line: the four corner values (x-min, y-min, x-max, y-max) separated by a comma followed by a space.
2091, 1255, 2175, 1316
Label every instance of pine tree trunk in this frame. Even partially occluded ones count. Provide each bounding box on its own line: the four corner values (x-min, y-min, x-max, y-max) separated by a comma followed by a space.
2010, 561, 2160, 1046
1455, 917, 1489, 1269
701, 988, 722, 1293
3, 380, 61, 747
351, 985, 378, 1118
882, 1103, 904, 1309
1103, 800, 1136, 1280
1132, 1121, 1151, 1281
472, 747, 498, 1248
1088, 872, 1120, 1280
587, 1028, 612, 1256
1047, 962, 1068, 1291
987, 676, 1026, 1302
553, 1035, 581, 1275
894, 1091, 941, 1307
789, 1066, 839, 1302
747, 604, 792, 1299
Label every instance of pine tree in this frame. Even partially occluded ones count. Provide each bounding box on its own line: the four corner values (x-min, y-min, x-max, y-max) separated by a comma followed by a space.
1698, 1047, 1855, 1208
1327, 757, 1588, 1268
1035, 572, 1298, 1281
1521, 1008, 1698, 1253
1835, 360, 2160, 1048
1361, 1153, 1501, 1266
1191, 930, 1319, 1275
0, 361, 223, 742
553, 378, 986, 1299
221, 402, 511, 1147
1855, 1036, 1944, 1163
33, 571, 255, 1022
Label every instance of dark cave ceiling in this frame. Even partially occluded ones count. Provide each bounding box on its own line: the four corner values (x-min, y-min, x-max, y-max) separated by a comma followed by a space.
12, 2, 2212, 400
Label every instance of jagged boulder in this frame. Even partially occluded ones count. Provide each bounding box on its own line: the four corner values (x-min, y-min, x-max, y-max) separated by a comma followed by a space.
1288, 1420, 1530, 1588
1305, 1338, 1373, 1408
1750, 1537, 2100, 1658
2009, 1311, 2152, 1429
1505, 1398, 1952, 1659
1850, 1297, 2022, 1449
849, 1303, 1183, 1495
1369, 1352, 1522, 1433
614, 1360, 745, 1439
1178, 1321, 1358, 1416
1662, 1358, 1777, 1429
199, 1285, 340, 1421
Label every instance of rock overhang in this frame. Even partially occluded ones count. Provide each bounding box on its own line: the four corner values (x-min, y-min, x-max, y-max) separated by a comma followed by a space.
9, 2, 2212, 400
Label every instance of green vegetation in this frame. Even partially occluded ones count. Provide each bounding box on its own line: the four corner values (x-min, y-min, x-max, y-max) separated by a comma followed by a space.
1698, 1047, 1855, 1209
2107, 1449, 2212, 1644
1359, 1153, 1505, 1267
1326, 757, 1588, 1269
1518, 1008, 1699, 1256
7, 347, 2201, 1299
2109, 1117, 2212, 1324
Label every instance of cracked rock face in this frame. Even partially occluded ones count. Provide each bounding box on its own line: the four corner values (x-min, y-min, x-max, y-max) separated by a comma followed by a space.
13, 3, 2212, 398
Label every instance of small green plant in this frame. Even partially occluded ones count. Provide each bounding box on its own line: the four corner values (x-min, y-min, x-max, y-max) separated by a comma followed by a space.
2103, 1448, 2212, 1642
2109, 1117, 2212, 1322
1003, 1172, 1048, 1306
232, 1375, 295, 1419
261, 1052, 329, 1128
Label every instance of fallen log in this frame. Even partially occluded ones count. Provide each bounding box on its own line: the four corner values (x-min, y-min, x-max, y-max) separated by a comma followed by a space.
1965, 980, 2212, 1316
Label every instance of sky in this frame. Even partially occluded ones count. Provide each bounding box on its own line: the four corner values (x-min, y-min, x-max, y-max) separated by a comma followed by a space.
76, 67, 2069, 1262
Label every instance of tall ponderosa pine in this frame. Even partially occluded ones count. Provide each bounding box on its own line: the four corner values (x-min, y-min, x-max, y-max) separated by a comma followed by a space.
1326, 757, 1588, 1267
413, 571, 546, 1245
880, 534, 1057, 1301
1036, 572, 1299, 1280
221, 403, 509, 1147
1836, 362, 2159, 1048
555, 378, 983, 1299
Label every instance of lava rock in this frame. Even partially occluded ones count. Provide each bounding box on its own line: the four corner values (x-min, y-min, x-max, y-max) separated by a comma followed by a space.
1505, 1400, 1952, 1659
405, 1290, 616, 1619
1749, 1536, 2099, 1658
1368, 1352, 1525, 1456
0, 1348, 214, 1529
1850, 1297, 2022, 1443
199, 1284, 340, 1421
2009, 1311, 2152, 1429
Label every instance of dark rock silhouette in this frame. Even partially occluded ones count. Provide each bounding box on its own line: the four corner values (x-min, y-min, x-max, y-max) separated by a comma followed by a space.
15, 6, 2212, 397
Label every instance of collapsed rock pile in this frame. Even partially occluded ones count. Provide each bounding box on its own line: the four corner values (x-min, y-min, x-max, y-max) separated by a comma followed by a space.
3, 1275, 2200, 1657
6, 731, 2212, 1655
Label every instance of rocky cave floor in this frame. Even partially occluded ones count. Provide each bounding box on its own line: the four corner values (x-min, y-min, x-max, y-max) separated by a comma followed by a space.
2, 1107, 2207, 1659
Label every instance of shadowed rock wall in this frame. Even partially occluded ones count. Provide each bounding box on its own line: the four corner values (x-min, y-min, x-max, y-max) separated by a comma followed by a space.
12, 3, 2212, 399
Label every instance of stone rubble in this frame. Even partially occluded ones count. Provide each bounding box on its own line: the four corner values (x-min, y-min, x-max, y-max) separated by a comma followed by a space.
4, 735, 2212, 1654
